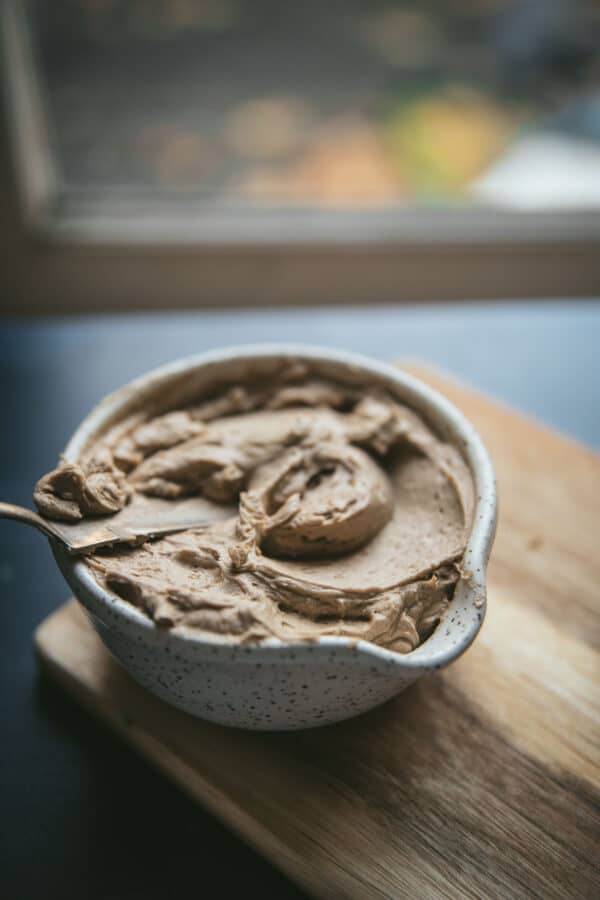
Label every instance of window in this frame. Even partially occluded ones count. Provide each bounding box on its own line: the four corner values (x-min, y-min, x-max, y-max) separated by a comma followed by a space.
2, 0, 599, 312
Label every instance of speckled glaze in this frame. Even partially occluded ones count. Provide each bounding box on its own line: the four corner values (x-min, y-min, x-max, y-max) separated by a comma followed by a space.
51, 345, 497, 730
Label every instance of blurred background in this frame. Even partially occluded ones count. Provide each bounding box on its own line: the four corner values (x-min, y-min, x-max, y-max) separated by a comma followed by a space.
1, 0, 599, 313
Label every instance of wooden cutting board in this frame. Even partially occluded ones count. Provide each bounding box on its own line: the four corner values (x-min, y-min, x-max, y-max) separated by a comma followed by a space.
35, 368, 600, 900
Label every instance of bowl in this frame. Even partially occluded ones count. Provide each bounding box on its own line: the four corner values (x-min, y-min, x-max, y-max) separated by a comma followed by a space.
52, 345, 497, 730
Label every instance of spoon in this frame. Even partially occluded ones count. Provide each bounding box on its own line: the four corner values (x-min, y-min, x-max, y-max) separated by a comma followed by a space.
0, 494, 234, 554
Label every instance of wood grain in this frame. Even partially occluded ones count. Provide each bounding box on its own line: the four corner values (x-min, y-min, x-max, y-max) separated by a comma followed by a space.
35, 369, 600, 900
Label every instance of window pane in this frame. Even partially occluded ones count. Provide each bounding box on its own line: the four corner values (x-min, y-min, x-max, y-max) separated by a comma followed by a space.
27, 0, 600, 210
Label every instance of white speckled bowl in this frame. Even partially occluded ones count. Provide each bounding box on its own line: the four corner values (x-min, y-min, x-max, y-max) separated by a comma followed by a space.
52, 345, 497, 730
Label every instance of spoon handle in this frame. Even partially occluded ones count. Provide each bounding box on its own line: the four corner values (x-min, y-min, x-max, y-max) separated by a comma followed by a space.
0, 502, 63, 543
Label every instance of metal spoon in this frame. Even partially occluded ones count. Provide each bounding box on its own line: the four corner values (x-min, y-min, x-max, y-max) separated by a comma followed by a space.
0, 494, 234, 554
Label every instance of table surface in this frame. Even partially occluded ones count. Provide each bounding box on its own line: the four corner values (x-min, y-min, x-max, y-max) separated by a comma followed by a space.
2, 300, 599, 900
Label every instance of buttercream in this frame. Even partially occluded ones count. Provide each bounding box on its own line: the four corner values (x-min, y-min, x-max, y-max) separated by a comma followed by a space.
34, 364, 473, 652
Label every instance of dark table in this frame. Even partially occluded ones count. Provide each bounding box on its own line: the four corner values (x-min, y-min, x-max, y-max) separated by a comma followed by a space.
2, 301, 599, 900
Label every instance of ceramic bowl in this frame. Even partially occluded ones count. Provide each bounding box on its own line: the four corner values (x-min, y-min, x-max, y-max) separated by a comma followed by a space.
52, 345, 497, 730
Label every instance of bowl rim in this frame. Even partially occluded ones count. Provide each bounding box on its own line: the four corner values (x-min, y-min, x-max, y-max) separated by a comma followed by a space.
59, 343, 497, 670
